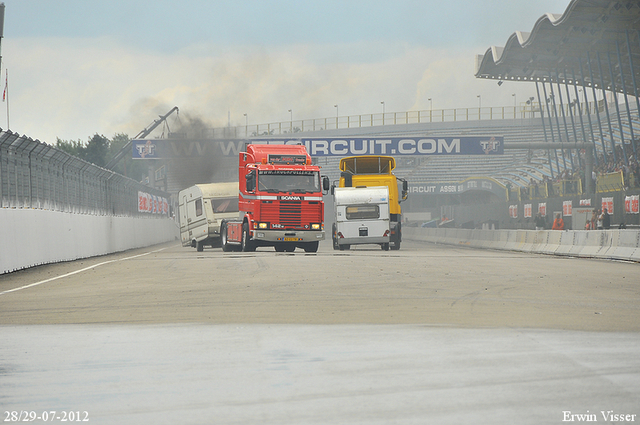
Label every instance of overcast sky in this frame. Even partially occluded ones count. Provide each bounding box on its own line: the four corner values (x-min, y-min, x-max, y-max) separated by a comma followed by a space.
3, 0, 572, 144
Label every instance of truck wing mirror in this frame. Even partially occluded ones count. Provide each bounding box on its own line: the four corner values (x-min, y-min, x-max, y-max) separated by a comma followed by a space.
322, 176, 330, 193
401, 179, 408, 201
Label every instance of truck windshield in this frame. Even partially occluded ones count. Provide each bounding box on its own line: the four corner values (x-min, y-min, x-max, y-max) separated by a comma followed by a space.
258, 170, 320, 193
210, 197, 239, 213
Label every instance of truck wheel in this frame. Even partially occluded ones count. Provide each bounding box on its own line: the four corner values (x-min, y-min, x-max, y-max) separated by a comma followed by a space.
381, 243, 389, 251
391, 233, 401, 250
241, 222, 256, 252
196, 241, 204, 252
303, 241, 319, 253
221, 223, 231, 252
332, 224, 339, 250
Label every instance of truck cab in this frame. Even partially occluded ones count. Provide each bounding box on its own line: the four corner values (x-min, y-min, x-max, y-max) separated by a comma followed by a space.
221, 144, 330, 252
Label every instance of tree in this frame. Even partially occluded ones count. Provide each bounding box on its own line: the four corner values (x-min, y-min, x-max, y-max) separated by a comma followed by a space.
84, 134, 110, 167
108, 133, 148, 182
55, 133, 153, 183
55, 138, 85, 158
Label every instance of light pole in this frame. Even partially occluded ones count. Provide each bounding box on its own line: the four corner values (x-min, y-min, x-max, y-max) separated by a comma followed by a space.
428, 98, 432, 110
381, 101, 385, 124
477, 95, 481, 119
512, 93, 516, 117
288, 109, 292, 121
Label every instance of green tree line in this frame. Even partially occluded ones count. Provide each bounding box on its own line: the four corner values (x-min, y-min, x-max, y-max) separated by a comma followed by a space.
55, 133, 149, 182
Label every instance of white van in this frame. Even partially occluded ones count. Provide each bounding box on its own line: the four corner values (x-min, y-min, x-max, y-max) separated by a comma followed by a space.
332, 186, 391, 250
178, 182, 239, 251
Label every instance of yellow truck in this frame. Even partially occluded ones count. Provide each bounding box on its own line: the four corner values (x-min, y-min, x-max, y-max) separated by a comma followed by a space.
333, 155, 408, 250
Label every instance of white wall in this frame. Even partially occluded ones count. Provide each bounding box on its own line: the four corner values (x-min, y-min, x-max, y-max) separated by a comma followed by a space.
0, 209, 179, 274
403, 227, 640, 262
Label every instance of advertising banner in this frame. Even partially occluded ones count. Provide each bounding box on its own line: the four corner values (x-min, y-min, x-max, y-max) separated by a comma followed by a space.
132, 136, 504, 159
538, 202, 547, 216
138, 191, 168, 215
625, 195, 639, 214
563, 200, 573, 216
524, 204, 532, 218
509, 205, 518, 219
601, 197, 614, 215
409, 178, 506, 199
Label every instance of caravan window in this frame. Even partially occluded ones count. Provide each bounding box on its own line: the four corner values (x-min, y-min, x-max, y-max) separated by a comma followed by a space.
346, 204, 379, 220
195, 199, 203, 216
211, 197, 239, 213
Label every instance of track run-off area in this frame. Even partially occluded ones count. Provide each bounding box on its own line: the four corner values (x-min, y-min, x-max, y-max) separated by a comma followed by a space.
1, 240, 639, 424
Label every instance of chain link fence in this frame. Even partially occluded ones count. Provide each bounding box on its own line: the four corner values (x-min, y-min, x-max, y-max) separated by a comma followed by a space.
0, 130, 170, 216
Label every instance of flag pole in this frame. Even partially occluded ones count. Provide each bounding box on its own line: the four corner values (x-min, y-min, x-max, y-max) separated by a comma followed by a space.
0, 3, 5, 130
4, 69, 8, 129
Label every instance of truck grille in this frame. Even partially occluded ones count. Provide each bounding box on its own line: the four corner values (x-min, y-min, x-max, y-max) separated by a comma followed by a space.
280, 201, 302, 226
260, 201, 321, 228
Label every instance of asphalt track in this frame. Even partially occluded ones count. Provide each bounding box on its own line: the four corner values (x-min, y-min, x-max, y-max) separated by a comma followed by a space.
1, 239, 639, 424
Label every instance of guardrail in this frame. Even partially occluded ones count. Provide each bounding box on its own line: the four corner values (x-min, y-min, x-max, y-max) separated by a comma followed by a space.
405, 227, 640, 262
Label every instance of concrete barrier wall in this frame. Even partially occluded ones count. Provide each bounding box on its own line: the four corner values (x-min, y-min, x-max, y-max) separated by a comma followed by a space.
404, 227, 640, 262
1, 209, 179, 274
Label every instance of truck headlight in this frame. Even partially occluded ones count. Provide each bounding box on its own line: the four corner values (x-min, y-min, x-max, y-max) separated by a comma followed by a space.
258, 222, 268, 229
311, 223, 320, 230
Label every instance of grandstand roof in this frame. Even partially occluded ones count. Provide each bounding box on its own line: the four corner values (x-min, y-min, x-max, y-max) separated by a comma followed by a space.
475, 0, 640, 94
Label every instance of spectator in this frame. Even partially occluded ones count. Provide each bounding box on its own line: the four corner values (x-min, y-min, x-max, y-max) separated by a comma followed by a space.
602, 208, 611, 230
590, 209, 598, 230
596, 209, 603, 230
534, 212, 545, 230
552, 213, 565, 230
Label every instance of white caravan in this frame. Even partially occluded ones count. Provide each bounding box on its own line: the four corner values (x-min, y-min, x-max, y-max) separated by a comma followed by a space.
179, 182, 239, 251
332, 186, 391, 251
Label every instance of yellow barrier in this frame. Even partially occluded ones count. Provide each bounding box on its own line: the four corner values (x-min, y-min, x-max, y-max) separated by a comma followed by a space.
597, 171, 624, 193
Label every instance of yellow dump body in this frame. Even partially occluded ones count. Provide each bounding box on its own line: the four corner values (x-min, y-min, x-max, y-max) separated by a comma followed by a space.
338, 156, 402, 216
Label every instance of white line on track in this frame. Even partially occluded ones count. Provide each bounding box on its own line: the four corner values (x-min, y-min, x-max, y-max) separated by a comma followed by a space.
0, 247, 168, 296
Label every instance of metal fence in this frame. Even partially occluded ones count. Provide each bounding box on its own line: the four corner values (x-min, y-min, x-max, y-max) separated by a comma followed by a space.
0, 130, 169, 216
206, 100, 605, 139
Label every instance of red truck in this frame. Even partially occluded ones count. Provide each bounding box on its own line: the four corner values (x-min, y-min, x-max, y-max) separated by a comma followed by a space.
221, 144, 330, 252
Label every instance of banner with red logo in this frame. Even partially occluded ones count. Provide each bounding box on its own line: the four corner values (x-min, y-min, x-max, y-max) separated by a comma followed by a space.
524, 204, 532, 218
625, 195, 639, 214
563, 200, 573, 216
538, 203, 546, 216
138, 191, 169, 215
601, 197, 614, 215
509, 205, 518, 218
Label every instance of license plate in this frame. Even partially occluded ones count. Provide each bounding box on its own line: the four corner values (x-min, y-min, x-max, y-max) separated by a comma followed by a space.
284, 237, 300, 241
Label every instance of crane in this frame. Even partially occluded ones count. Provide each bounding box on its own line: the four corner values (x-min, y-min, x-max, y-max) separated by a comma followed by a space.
105, 106, 179, 170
